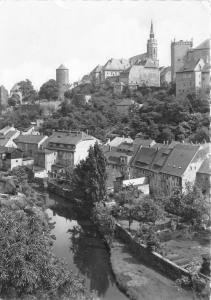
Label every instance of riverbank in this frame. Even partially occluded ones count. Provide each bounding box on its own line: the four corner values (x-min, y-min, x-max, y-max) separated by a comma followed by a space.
109, 238, 193, 300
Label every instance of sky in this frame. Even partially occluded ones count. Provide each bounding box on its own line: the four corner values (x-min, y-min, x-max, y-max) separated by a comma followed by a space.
0, 0, 210, 91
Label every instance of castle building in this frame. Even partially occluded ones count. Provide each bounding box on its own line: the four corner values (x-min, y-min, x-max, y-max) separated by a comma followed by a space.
171, 39, 193, 82
120, 21, 160, 89
89, 21, 159, 88
176, 39, 210, 97
56, 64, 69, 100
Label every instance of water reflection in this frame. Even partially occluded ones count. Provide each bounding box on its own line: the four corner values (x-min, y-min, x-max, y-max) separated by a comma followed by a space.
46, 195, 128, 300
68, 223, 114, 297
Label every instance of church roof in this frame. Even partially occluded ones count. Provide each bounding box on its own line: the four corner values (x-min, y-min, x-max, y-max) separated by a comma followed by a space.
194, 39, 210, 50
129, 53, 148, 65
57, 64, 68, 70
138, 58, 158, 68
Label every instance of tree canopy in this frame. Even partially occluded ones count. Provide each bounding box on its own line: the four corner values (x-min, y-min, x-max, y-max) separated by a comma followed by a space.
39, 79, 59, 100
71, 143, 107, 212
17, 79, 37, 103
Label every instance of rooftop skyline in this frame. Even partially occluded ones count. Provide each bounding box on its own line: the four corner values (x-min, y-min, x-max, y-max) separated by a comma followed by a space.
0, 0, 209, 90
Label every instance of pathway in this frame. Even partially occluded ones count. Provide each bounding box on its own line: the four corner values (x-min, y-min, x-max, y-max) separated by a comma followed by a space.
110, 239, 196, 300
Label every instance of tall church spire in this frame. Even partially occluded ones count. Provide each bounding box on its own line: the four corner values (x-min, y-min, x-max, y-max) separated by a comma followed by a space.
147, 20, 158, 66
150, 20, 154, 38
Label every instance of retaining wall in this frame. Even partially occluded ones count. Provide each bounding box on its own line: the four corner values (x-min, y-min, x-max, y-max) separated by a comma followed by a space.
115, 223, 191, 280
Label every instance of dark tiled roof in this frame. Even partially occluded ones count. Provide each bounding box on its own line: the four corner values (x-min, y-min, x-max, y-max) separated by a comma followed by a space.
47, 131, 94, 146
160, 144, 200, 177
0, 146, 22, 154
136, 147, 157, 166
15, 135, 46, 144
117, 142, 133, 152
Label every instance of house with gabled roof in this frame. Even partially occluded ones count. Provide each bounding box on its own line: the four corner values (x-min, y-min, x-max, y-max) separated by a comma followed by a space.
45, 131, 99, 175
131, 142, 210, 196
102, 58, 130, 82
14, 134, 48, 157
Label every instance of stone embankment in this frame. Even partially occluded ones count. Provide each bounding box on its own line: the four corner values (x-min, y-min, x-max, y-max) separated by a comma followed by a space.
96, 222, 194, 300
110, 239, 193, 300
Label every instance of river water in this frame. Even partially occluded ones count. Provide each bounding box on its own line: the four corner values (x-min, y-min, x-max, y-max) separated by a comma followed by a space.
44, 192, 128, 300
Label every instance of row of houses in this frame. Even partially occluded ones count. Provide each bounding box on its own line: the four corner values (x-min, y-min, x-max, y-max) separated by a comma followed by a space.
0, 124, 210, 197
104, 136, 210, 196
0, 125, 99, 179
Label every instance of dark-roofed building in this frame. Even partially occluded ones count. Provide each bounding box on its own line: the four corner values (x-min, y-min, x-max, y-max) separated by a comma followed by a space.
176, 38, 210, 97
46, 131, 98, 171
159, 143, 210, 195
131, 142, 210, 196
14, 134, 48, 157
133, 137, 156, 153
0, 147, 23, 171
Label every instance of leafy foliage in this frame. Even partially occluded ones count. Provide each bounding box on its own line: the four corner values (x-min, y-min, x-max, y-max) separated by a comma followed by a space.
39, 79, 59, 100
71, 143, 107, 212
40, 82, 210, 143
163, 186, 210, 226
17, 79, 37, 103
93, 202, 116, 245
0, 206, 89, 299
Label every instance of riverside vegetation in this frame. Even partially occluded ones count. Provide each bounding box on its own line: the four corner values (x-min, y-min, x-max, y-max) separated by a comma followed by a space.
0, 168, 95, 300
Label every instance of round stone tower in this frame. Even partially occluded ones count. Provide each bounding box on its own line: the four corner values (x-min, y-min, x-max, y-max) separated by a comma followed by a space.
56, 64, 69, 100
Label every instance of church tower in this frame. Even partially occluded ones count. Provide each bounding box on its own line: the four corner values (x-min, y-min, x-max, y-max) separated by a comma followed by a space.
147, 21, 158, 64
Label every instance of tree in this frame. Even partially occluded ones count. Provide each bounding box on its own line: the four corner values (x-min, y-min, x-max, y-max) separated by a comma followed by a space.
0, 206, 90, 299
136, 197, 162, 224
8, 93, 21, 106
17, 79, 37, 103
71, 143, 107, 213
39, 79, 59, 100
189, 126, 210, 143
164, 186, 210, 226
115, 185, 140, 231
